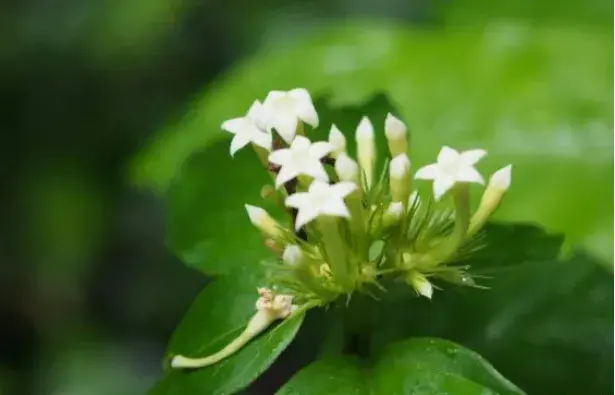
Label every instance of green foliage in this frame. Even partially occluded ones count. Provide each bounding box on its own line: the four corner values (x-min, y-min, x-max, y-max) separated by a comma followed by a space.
138, 20, 612, 395
277, 338, 524, 395
151, 274, 305, 395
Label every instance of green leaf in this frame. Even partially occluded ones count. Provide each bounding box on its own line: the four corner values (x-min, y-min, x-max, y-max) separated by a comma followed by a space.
275, 356, 367, 395
277, 338, 524, 395
132, 22, 612, 262
371, 339, 524, 395
151, 274, 306, 395
371, 223, 614, 395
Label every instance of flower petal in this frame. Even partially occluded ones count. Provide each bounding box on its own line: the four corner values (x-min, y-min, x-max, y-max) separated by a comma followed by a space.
459, 149, 487, 166
437, 146, 459, 165
309, 141, 333, 159
230, 133, 251, 156
272, 115, 299, 144
268, 148, 292, 165
264, 90, 285, 104
331, 181, 357, 198
288, 88, 311, 101
294, 203, 319, 230
289, 89, 319, 127
456, 166, 485, 184
291, 135, 311, 152
414, 164, 440, 180
275, 165, 299, 188
433, 176, 455, 200
308, 180, 330, 194
247, 100, 264, 120
251, 129, 272, 151
303, 160, 329, 182
285, 191, 309, 209
320, 197, 350, 218
295, 102, 319, 128
221, 118, 247, 135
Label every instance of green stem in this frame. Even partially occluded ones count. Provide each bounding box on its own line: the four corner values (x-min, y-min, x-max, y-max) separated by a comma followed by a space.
433, 184, 470, 263
318, 216, 353, 290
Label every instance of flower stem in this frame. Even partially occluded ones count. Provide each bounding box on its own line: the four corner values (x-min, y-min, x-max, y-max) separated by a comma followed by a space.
317, 216, 353, 290
430, 184, 470, 264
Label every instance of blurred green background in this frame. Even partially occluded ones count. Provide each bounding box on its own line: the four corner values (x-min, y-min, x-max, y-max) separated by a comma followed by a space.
0, 0, 612, 394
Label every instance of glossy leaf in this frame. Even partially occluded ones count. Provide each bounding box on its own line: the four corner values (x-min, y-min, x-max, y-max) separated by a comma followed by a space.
370, 223, 614, 395
151, 273, 306, 395
132, 22, 612, 261
277, 338, 524, 395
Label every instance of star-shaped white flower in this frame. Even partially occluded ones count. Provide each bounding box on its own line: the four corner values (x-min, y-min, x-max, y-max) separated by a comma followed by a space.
221, 101, 272, 156
414, 146, 487, 200
262, 88, 319, 143
268, 135, 332, 188
285, 180, 356, 230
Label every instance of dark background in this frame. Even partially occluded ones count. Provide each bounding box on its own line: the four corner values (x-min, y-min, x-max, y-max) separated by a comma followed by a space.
0, 0, 612, 394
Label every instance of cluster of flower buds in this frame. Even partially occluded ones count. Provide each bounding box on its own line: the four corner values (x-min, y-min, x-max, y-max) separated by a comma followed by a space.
170, 88, 513, 370
226, 88, 513, 302
227, 88, 512, 303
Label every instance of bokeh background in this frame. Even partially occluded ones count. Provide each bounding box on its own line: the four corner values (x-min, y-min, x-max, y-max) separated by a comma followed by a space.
1, 0, 612, 394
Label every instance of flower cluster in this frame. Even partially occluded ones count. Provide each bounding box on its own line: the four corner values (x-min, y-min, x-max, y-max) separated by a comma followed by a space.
226, 88, 512, 304
170, 87, 513, 370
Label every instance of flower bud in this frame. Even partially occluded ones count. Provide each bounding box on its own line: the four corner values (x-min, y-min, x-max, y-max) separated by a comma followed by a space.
335, 153, 359, 183
356, 116, 376, 189
407, 271, 433, 299
467, 165, 512, 237
389, 153, 411, 204
328, 124, 347, 158
384, 113, 408, 157
245, 204, 283, 239
382, 201, 404, 227
282, 244, 304, 266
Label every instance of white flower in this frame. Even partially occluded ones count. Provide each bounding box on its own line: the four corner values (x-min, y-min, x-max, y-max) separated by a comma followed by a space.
221, 101, 272, 156
414, 146, 487, 200
268, 135, 333, 188
328, 124, 346, 157
488, 164, 512, 191
285, 180, 356, 230
262, 88, 319, 143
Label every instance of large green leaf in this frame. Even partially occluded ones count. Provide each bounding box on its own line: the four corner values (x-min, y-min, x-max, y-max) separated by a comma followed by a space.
370, 223, 614, 395
132, 22, 613, 261
150, 273, 306, 395
277, 338, 524, 395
